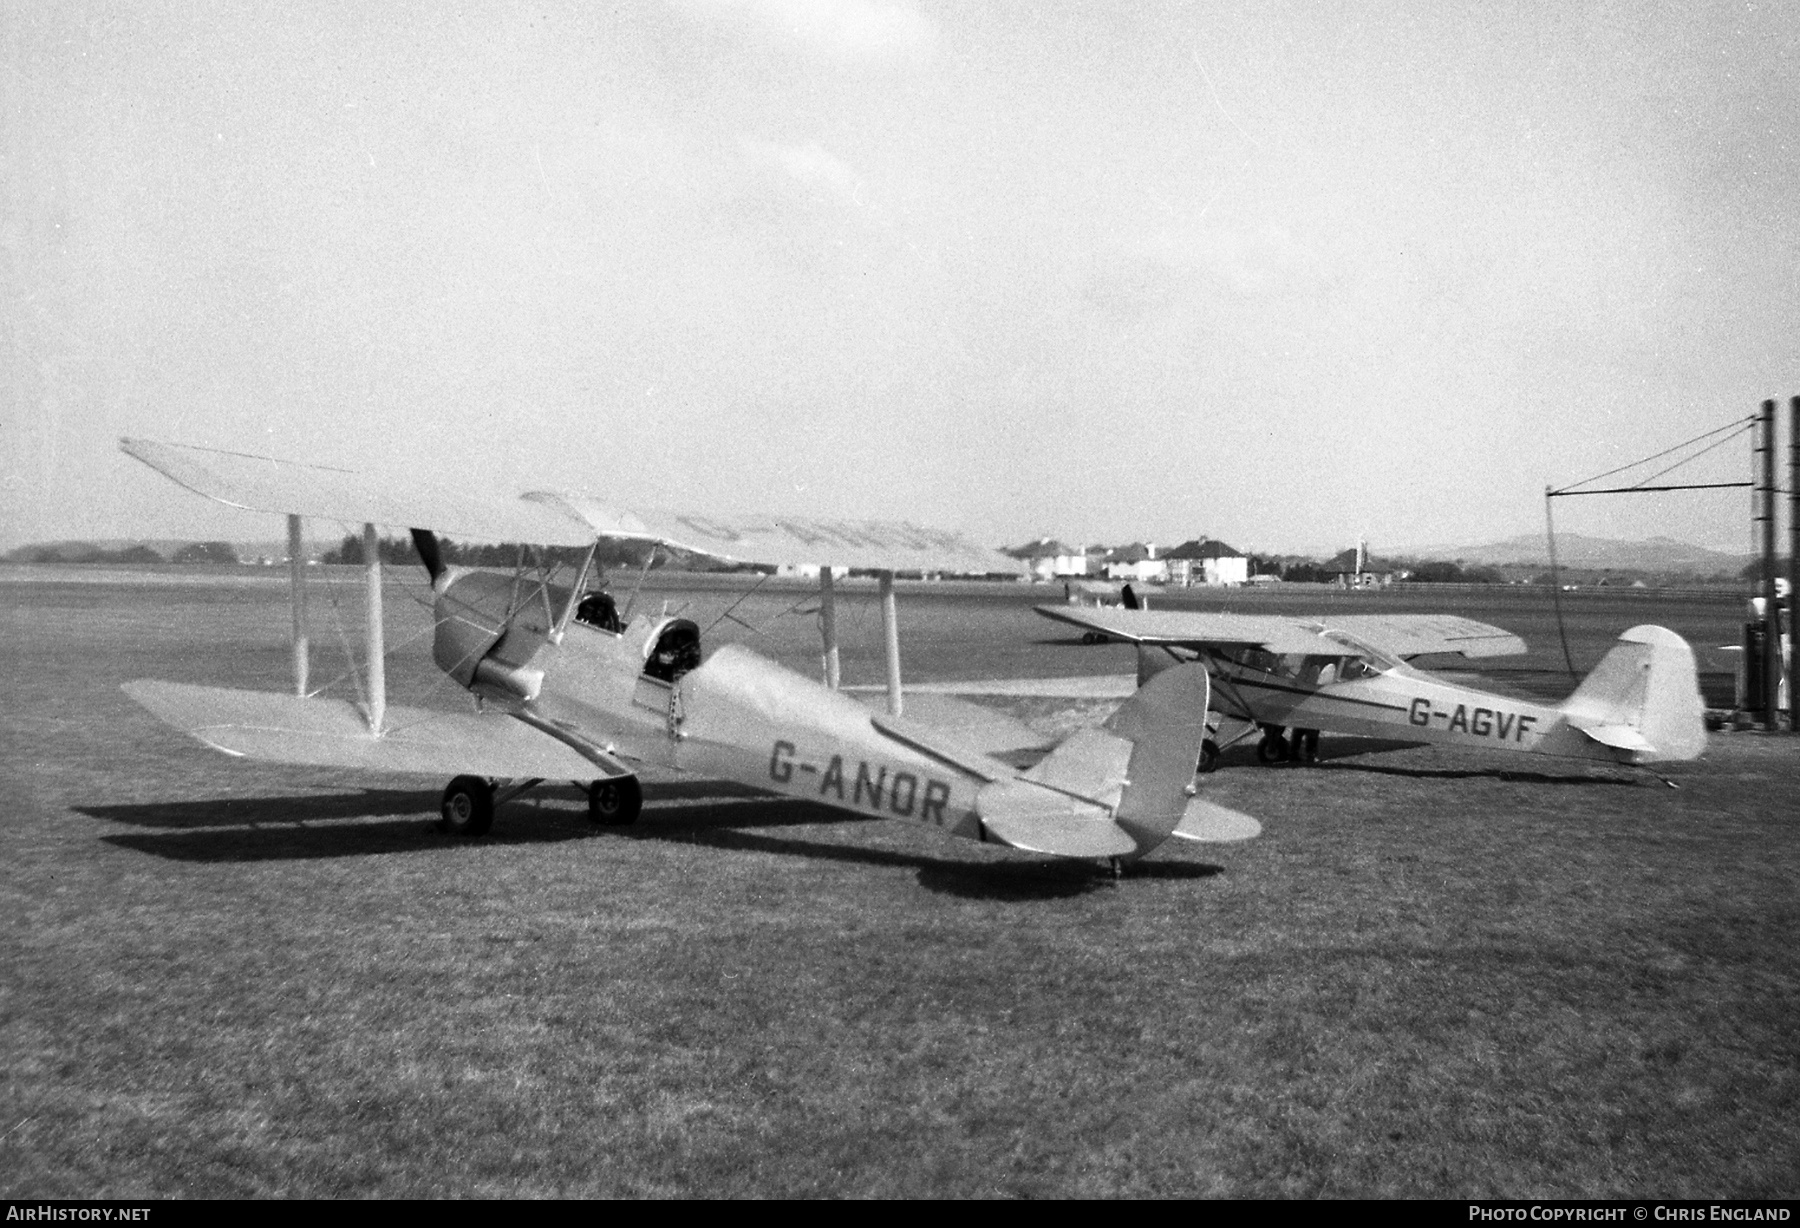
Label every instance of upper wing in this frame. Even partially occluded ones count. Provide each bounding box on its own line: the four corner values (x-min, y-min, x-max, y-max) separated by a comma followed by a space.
1321, 615, 1526, 659
122, 438, 1024, 574
124, 681, 635, 780
528, 494, 1022, 575
121, 438, 596, 547
1034, 605, 1525, 660
1034, 605, 1330, 654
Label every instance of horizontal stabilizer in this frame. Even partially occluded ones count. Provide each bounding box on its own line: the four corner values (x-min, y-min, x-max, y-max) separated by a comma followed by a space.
124, 681, 622, 780
974, 780, 1138, 857
1570, 723, 1654, 753
1171, 798, 1262, 844
997, 663, 1215, 859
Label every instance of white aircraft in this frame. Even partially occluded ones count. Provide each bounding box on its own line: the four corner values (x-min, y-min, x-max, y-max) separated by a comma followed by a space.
117, 439, 1259, 871
1032, 603, 1707, 773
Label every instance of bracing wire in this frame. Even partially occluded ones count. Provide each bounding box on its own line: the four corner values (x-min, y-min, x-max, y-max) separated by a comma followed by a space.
1550, 416, 1755, 496
1543, 414, 1757, 683
701, 573, 773, 638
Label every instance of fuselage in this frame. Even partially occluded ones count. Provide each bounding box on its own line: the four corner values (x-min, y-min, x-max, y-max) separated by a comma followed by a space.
431, 567, 992, 838
1192, 650, 1629, 763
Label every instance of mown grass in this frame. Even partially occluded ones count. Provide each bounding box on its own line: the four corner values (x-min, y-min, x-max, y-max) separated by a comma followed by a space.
1, 574, 1793, 1196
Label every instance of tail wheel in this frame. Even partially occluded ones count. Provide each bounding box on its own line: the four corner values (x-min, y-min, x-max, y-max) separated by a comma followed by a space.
588, 776, 643, 827
1196, 738, 1220, 775
1291, 728, 1320, 764
1256, 730, 1290, 765
441, 775, 495, 837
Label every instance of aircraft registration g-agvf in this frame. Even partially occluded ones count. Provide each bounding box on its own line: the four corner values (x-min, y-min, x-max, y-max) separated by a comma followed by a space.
117, 439, 1259, 874
1031, 603, 1707, 774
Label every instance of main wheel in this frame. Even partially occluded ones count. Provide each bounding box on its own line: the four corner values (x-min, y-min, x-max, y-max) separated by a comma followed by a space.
588, 776, 644, 827
1196, 738, 1220, 774
1081, 631, 1106, 645
1290, 728, 1320, 764
1256, 730, 1290, 765
441, 775, 495, 837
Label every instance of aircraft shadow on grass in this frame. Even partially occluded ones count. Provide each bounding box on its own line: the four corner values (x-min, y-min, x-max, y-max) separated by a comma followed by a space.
613, 806, 1224, 900
1312, 760, 1646, 786
1229, 736, 1648, 786
88, 786, 1216, 896
78, 779, 777, 831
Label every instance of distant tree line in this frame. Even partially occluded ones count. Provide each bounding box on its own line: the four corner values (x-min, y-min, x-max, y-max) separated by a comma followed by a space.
4, 541, 238, 565
317, 533, 762, 573
1402, 560, 1504, 584
1240, 553, 1504, 584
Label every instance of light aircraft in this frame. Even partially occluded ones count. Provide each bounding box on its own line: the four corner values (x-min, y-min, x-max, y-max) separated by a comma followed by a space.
117, 439, 1259, 872
1031, 603, 1707, 773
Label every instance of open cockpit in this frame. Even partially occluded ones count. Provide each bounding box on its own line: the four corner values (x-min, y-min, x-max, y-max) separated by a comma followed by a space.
643, 619, 702, 683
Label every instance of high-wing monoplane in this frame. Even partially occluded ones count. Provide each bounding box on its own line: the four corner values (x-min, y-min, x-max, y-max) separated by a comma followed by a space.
117, 439, 1258, 870
1032, 604, 1707, 772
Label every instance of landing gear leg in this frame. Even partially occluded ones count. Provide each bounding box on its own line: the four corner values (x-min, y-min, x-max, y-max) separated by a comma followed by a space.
440, 775, 495, 837
1256, 725, 1290, 765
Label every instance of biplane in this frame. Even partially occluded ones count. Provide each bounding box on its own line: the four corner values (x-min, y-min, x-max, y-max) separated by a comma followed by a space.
117, 439, 1259, 871
1032, 604, 1707, 772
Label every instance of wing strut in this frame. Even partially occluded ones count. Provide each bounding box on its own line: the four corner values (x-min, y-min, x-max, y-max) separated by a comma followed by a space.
550, 541, 599, 642
287, 514, 309, 696
819, 567, 841, 689
879, 570, 903, 715
362, 522, 385, 734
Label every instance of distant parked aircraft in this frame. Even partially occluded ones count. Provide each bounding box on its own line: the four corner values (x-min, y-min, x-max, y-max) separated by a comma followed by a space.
1034, 605, 1706, 773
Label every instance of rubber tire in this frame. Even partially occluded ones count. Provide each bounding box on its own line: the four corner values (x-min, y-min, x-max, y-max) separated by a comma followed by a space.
588, 776, 644, 827
1082, 631, 1105, 645
1256, 732, 1290, 765
441, 775, 495, 837
1196, 738, 1220, 775
1290, 728, 1320, 764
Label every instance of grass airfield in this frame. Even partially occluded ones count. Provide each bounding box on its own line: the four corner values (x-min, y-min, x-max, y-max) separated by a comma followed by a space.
2, 567, 1795, 1197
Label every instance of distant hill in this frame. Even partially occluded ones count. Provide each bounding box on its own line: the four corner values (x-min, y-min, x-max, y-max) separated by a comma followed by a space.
1404, 533, 1749, 574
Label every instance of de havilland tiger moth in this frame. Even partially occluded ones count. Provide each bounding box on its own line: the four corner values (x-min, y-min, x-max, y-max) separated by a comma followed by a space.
117, 439, 1260, 873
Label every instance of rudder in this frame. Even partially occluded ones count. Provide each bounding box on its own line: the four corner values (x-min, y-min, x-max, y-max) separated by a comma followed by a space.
1560, 625, 1706, 761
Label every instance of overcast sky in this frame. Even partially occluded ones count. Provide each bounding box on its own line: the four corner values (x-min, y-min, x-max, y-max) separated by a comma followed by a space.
4, 1, 1796, 556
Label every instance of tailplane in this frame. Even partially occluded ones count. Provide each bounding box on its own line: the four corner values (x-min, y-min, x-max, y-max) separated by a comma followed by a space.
985, 662, 1252, 856
1560, 625, 1706, 762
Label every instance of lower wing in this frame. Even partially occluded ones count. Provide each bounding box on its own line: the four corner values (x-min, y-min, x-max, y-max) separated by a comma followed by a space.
124, 681, 634, 780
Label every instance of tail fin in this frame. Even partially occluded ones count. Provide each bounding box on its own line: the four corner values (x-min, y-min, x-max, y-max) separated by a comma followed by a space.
977, 664, 1259, 859
1560, 625, 1706, 762
1020, 663, 1211, 847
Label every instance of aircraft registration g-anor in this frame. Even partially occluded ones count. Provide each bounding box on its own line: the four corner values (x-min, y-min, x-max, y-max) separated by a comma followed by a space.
118, 439, 1258, 872
1033, 603, 1706, 773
